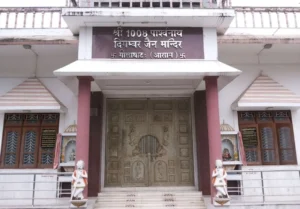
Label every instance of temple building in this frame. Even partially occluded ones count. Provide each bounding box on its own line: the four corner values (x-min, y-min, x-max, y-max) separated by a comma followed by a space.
0, 0, 300, 208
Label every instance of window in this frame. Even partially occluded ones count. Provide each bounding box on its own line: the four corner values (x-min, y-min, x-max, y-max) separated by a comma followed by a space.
1, 113, 59, 168
238, 111, 297, 165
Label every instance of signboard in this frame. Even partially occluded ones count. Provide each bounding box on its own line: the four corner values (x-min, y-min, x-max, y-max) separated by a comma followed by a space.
41, 129, 57, 149
241, 127, 258, 148
92, 27, 204, 59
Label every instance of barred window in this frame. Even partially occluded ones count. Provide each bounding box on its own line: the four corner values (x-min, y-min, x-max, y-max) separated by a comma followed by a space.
1, 113, 59, 168
239, 111, 296, 165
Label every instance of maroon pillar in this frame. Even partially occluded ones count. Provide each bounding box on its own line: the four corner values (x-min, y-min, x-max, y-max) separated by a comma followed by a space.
194, 91, 210, 195
76, 76, 93, 197
88, 92, 103, 196
204, 76, 222, 199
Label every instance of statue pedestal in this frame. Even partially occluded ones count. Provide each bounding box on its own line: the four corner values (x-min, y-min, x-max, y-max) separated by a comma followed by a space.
70, 199, 88, 208
213, 197, 230, 207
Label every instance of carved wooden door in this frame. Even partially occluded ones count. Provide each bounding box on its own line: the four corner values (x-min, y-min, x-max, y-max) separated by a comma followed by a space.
105, 99, 194, 187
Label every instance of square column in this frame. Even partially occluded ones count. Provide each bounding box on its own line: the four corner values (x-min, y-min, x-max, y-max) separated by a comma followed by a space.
76, 76, 93, 197
204, 76, 222, 198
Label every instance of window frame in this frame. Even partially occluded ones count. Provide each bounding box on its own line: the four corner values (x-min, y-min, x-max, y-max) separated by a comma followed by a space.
258, 123, 279, 165
1, 127, 22, 169
238, 111, 297, 166
1, 113, 59, 169
276, 123, 297, 165
19, 127, 41, 169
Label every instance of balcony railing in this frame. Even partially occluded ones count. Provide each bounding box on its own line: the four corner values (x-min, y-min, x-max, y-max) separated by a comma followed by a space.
0, 172, 73, 208
0, 8, 67, 29
227, 168, 300, 205
233, 7, 300, 30
0, 169, 299, 207
0, 7, 300, 32
69, 0, 232, 9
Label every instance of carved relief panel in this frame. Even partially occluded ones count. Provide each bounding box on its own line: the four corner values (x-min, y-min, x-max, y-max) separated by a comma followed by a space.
105, 99, 194, 187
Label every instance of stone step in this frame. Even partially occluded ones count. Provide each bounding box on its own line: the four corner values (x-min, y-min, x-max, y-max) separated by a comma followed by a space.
94, 190, 206, 209
97, 195, 203, 199
98, 193, 202, 197
96, 198, 203, 202
94, 207, 206, 209
94, 204, 206, 208
95, 203, 205, 206
97, 197, 203, 201
95, 200, 204, 204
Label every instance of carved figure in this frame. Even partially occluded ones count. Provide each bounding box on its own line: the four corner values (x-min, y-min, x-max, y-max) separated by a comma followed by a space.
212, 159, 229, 199
108, 137, 118, 157
157, 162, 164, 179
132, 145, 140, 156
222, 148, 232, 161
128, 124, 138, 146
162, 125, 169, 146
157, 145, 167, 157
69, 149, 76, 161
134, 162, 144, 180
71, 160, 88, 200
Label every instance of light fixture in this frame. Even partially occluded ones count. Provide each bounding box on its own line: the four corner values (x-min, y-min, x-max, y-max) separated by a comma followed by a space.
23, 44, 32, 50
263, 44, 272, 49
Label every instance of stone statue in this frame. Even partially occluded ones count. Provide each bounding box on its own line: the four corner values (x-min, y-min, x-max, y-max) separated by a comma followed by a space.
71, 160, 88, 200
212, 159, 229, 199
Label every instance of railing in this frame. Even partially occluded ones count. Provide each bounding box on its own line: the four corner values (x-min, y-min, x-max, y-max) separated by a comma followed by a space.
69, 0, 232, 9
0, 172, 72, 208
0, 8, 68, 29
227, 168, 300, 205
232, 7, 300, 30
0, 169, 299, 207
0, 6, 300, 31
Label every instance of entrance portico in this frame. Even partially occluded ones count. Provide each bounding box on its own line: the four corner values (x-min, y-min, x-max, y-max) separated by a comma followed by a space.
55, 7, 239, 196
54, 57, 241, 198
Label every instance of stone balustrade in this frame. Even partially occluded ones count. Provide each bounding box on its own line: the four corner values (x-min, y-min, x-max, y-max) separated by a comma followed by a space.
0, 6, 300, 34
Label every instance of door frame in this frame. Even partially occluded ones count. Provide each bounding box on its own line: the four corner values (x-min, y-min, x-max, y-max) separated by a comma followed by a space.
100, 94, 199, 191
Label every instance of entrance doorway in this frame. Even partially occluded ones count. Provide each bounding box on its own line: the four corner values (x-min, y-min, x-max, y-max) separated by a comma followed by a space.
105, 98, 194, 187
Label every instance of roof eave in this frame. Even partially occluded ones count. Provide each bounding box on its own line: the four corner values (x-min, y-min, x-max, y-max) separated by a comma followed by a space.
232, 103, 300, 111
0, 106, 67, 113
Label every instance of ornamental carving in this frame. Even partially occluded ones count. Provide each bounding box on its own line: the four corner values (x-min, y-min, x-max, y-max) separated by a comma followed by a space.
128, 124, 139, 146
105, 99, 194, 187
132, 135, 167, 160
132, 161, 145, 182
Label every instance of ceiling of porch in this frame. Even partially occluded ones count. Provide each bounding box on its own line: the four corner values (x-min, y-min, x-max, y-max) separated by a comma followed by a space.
0, 43, 299, 95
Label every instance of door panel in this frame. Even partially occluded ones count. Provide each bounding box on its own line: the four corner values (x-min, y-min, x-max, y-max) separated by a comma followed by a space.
105, 98, 194, 187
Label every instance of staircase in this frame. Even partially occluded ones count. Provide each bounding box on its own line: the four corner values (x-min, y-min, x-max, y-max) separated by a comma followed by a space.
94, 188, 206, 209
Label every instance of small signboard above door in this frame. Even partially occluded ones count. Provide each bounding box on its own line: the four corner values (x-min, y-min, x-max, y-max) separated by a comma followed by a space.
92, 27, 204, 59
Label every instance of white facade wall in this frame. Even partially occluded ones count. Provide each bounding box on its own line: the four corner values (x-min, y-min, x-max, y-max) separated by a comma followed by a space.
0, 79, 78, 147
219, 68, 300, 165
0, 1, 299, 208
0, 53, 78, 205
219, 68, 300, 203
0, 54, 78, 135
